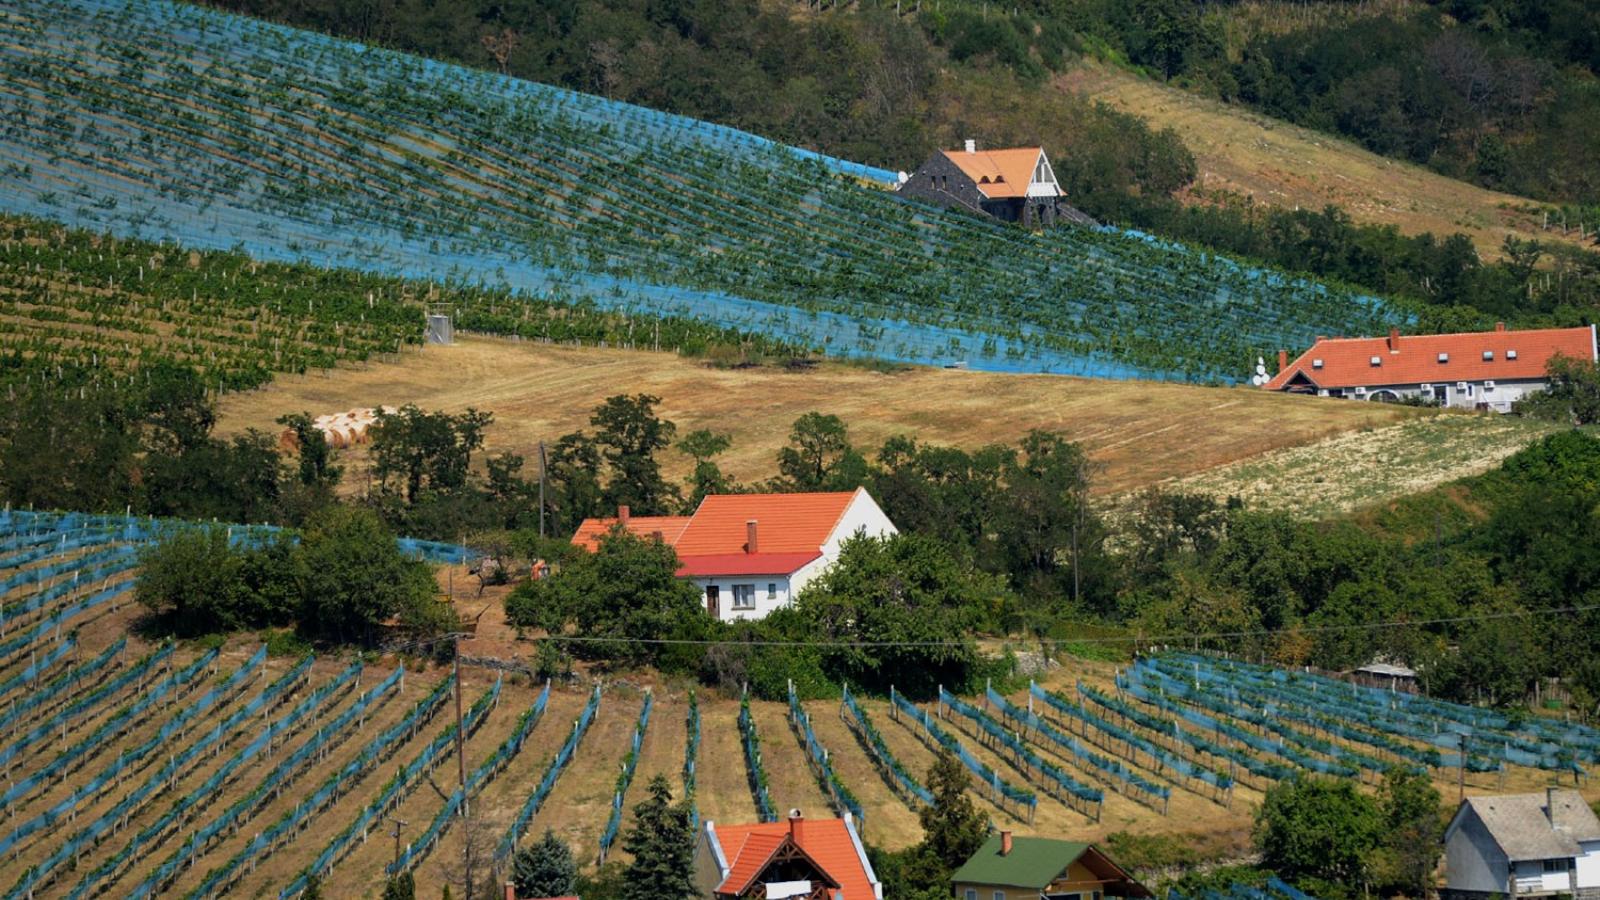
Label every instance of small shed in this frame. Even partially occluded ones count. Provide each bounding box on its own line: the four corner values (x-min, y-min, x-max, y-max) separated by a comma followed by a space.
1348, 662, 1419, 694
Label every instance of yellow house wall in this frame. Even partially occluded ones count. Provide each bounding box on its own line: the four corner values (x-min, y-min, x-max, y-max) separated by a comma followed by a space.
956, 862, 1112, 900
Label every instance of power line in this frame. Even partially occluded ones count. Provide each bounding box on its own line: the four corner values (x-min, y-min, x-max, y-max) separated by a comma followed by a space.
505, 602, 1600, 651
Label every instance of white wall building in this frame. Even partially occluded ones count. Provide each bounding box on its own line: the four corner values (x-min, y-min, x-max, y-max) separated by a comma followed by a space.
571, 488, 897, 623
1443, 788, 1600, 900
1265, 323, 1598, 412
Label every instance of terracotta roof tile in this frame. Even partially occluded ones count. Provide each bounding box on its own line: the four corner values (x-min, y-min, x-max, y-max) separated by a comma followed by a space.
569, 515, 691, 552
943, 147, 1047, 199
672, 492, 858, 557
712, 818, 876, 900
1265, 325, 1596, 391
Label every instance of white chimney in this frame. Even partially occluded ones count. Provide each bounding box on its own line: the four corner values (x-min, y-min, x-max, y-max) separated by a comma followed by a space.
963, 138, 976, 153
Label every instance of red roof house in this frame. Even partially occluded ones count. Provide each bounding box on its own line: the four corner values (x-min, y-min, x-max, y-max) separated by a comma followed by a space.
1265, 323, 1597, 411
570, 489, 897, 621
696, 811, 882, 900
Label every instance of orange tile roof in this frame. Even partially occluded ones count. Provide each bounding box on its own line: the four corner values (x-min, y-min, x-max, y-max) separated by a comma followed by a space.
672, 491, 858, 557
676, 551, 822, 578
713, 818, 874, 899
569, 515, 691, 552
1266, 325, 1596, 391
944, 147, 1046, 199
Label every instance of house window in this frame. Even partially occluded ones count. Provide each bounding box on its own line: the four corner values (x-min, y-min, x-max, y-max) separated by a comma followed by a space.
732, 584, 757, 609
965, 890, 977, 900
1543, 859, 1571, 874
993, 892, 1005, 900
767, 583, 778, 599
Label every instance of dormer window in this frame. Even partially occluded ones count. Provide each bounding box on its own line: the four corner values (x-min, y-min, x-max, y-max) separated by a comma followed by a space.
1312, 359, 1324, 369
1438, 353, 1449, 363
1507, 350, 1518, 360
1370, 356, 1382, 366
1483, 351, 1494, 361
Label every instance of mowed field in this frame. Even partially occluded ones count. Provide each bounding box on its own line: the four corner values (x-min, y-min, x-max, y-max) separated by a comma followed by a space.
1058, 62, 1588, 261
216, 335, 1429, 498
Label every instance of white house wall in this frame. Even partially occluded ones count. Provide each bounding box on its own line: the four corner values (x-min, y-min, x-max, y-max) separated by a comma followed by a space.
1316, 378, 1549, 413
821, 490, 899, 560
1512, 859, 1573, 894
1445, 812, 1511, 894
1577, 840, 1600, 889
695, 576, 793, 622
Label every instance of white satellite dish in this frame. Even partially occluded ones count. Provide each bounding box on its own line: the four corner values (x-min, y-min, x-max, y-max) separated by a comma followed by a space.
1251, 374, 1266, 386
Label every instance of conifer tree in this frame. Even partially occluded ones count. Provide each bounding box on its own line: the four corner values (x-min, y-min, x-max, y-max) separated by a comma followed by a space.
512, 830, 578, 899
621, 775, 696, 900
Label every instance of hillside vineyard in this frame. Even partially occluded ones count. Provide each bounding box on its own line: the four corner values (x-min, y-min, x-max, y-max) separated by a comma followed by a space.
0, 0, 1405, 382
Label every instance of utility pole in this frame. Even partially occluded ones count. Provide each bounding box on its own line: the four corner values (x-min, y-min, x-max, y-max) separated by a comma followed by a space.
453, 633, 469, 806
388, 816, 408, 870
538, 440, 547, 540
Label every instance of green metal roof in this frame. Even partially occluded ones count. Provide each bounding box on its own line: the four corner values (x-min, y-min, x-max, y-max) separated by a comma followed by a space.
950, 835, 1088, 889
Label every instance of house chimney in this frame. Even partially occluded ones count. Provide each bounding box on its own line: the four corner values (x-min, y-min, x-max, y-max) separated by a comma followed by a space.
652, 530, 664, 543
1277, 349, 1288, 373
746, 519, 759, 554
618, 505, 630, 522
1001, 830, 1013, 856
1496, 321, 1506, 332
964, 138, 976, 153
1388, 327, 1400, 353
1547, 786, 1558, 824
789, 809, 804, 842
505, 882, 517, 900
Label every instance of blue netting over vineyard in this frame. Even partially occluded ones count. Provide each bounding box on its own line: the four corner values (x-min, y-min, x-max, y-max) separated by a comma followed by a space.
842, 685, 933, 808
892, 687, 1037, 814
739, 693, 778, 823
789, 682, 865, 825
0, 0, 1411, 383
598, 692, 652, 858
495, 682, 599, 862
281, 677, 502, 900
939, 686, 1105, 813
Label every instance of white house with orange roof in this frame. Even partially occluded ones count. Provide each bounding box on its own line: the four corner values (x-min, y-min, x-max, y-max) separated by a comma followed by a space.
1265, 323, 1598, 412
695, 810, 883, 900
896, 139, 1092, 228
570, 488, 897, 622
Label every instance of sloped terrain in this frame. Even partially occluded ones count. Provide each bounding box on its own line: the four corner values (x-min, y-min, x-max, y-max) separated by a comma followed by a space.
0, 0, 1407, 383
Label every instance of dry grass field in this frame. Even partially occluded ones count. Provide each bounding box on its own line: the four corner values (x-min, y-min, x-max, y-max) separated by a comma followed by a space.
215, 335, 1424, 498
1059, 61, 1587, 261
1136, 414, 1559, 519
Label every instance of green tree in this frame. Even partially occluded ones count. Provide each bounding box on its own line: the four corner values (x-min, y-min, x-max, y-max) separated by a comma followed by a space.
1255, 777, 1381, 893
276, 411, 341, 488
295, 506, 444, 643
777, 412, 862, 490
370, 405, 492, 503
381, 872, 415, 900
506, 527, 704, 670
795, 533, 1000, 696
920, 748, 987, 869
544, 431, 605, 535
592, 393, 679, 514
1516, 355, 1600, 425
1375, 767, 1442, 897
676, 428, 732, 509
136, 527, 248, 635
620, 776, 696, 900
512, 829, 577, 899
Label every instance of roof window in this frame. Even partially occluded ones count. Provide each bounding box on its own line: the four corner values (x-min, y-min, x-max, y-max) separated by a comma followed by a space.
1370, 356, 1382, 366
1312, 359, 1324, 369
1507, 350, 1518, 360
1483, 351, 1494, 361
1438, 353, 1449, 363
